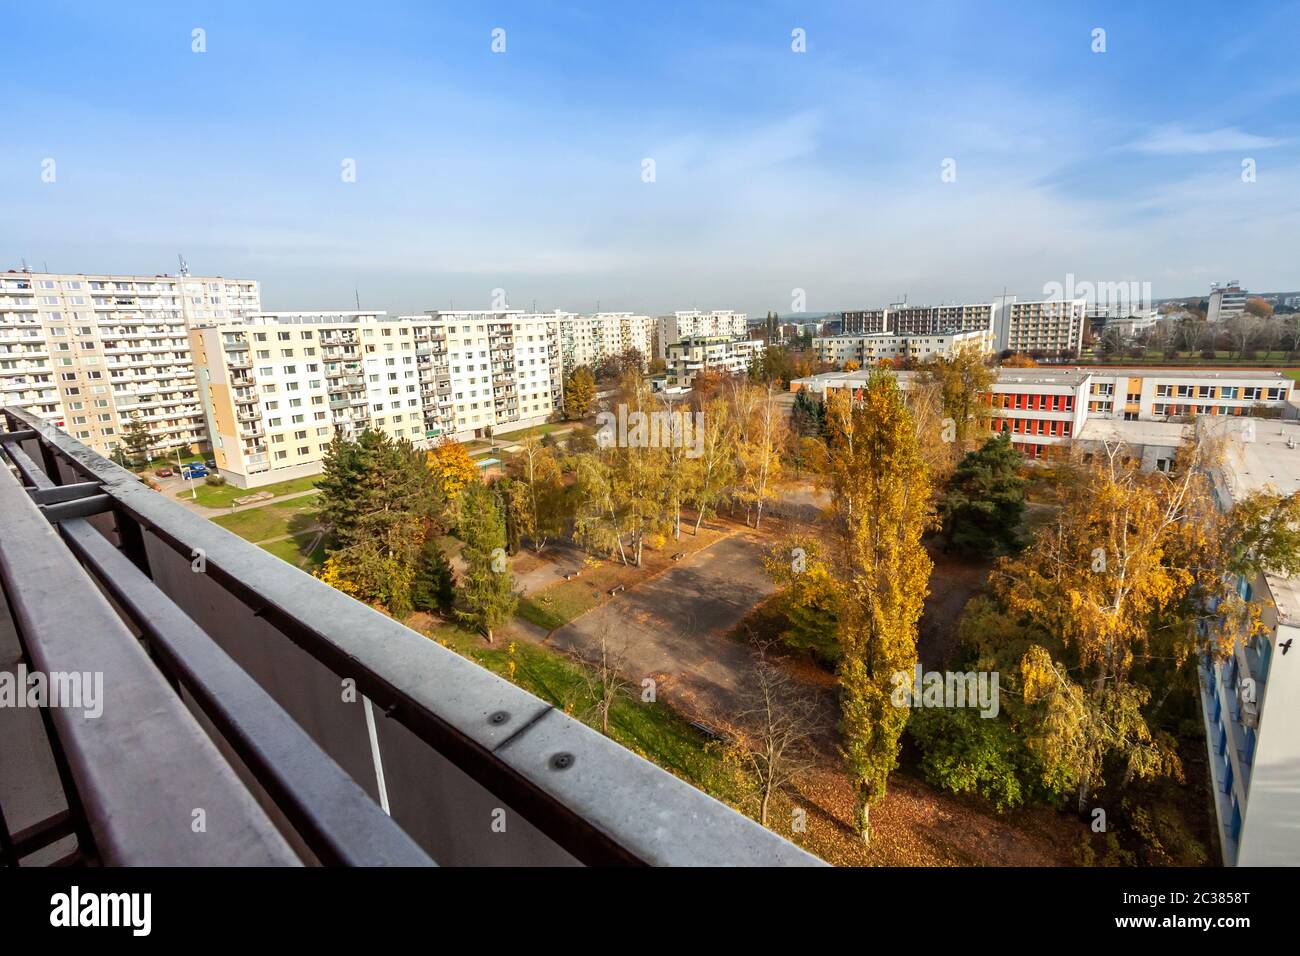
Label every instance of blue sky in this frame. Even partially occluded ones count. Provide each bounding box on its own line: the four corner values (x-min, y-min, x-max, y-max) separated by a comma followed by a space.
2, 1, 1298, 316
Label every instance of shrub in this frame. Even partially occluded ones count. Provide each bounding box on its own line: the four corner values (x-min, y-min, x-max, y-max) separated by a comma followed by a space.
205, 474, 227, 487
907, 706, 1026, 811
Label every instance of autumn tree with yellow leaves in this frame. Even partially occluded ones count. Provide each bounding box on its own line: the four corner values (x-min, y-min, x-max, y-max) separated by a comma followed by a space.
827, 371, 934, 843
990, 436, 1243, 811
427, 438, 479, 502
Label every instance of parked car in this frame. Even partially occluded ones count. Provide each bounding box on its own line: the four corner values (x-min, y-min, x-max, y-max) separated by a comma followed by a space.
181, 463, 208, 479
204, 459, 217, 469
155, 468, 174, 478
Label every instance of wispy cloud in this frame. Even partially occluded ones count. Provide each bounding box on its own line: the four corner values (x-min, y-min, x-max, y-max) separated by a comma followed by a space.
1122, 124, 1284, 155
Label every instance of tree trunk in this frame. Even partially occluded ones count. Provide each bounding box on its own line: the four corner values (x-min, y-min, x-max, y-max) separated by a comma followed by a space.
857, 800, 871, 845
486, 627, 494, 645
760, 787, 771, 827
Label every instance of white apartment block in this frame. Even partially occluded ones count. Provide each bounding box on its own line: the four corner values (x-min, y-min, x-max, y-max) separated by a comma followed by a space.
841, 303, 995, 337
813, 328, 994, 367
665, 336, 765, 388
0, 269, 260, 458
656, 310, 749, 359
558, 312, 654, 372
995, 298, 1087, 355
1208, 281, 1250, 323
841, 298, 1085, 357
192, 310, 565, 487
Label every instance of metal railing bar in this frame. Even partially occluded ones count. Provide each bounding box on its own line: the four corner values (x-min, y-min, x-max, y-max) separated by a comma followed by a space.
30, 482, 102, 505
0, 463, 300, 866
59, 517, 436, 867
39, 494, 113, 523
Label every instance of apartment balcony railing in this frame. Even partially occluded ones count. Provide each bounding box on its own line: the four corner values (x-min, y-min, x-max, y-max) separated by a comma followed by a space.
0, 406, 818, 867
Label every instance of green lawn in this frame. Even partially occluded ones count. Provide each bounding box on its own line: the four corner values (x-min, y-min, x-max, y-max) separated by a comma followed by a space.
516, 584, 604, 632
1086, 350, 1300, 367
429, 623, 746, 803
178, 474, 320, 508
491, 421, 574, 443
212, 495, 320, 543
260, 531, 327, 570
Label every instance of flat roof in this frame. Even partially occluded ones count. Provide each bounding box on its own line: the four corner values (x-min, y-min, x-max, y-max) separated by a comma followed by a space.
1076, 418, 1192, 447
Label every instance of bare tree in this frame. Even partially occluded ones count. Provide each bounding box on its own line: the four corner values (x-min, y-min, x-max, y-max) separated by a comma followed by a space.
576, 628, 629, 737
1225, 313, 1261, 359
731, 645, 819, 827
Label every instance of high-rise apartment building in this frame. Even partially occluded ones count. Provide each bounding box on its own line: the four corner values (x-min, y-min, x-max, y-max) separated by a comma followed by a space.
841, 303, 996, 337
996, 298, 1088, 355
655, 310, 749, 359
840, 298, 1087, 357
193, 310, 565, 487
0, 269, 260, 457
558, 312, 654, 372
812, 328, 994, 367
1208, 281, 1250, 323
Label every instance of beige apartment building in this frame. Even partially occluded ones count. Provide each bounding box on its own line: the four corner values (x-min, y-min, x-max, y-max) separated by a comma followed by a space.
194, 310, 566, 487
558, 312, 654, 372
0, 269, 260, 458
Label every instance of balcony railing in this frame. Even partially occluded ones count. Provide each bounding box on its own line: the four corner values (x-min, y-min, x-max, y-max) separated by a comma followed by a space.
0, 405, 819, 867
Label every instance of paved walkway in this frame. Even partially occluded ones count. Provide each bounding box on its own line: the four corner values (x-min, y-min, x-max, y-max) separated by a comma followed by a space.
542, 532, 777, 719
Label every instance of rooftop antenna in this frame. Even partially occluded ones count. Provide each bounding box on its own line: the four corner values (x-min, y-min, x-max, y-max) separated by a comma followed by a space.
354, 287, 361, 310
177, 254, 190, 277
21, 258, 29, 273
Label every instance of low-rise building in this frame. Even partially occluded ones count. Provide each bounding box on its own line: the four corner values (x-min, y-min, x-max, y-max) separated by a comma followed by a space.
665, 336, 765, 388
792, 366, 1295, 460
656, 310, 748, 359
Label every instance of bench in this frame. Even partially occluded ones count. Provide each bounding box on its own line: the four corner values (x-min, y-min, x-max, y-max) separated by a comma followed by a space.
689, 720, 725, 742
607, 584, 625, 596
671, 552, 686, 562
562, 570, 580, 581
